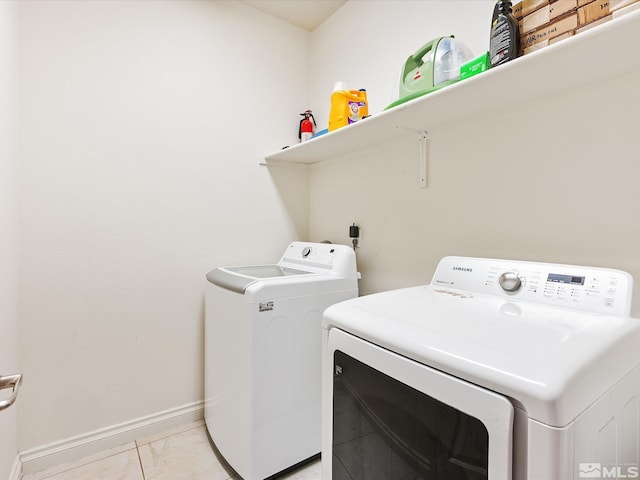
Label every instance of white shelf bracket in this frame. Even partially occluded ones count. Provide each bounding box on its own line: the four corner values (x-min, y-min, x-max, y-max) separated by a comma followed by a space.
418, 131, 428, 188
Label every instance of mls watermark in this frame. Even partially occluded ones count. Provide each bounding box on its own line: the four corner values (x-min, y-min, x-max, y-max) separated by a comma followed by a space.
579, 463, 639, 479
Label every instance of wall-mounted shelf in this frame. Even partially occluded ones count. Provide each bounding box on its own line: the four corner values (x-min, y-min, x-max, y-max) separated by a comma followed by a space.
264, 10, 640, 166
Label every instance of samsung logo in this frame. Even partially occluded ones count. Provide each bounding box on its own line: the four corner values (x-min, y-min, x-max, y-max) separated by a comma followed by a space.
453, 267, 473, 273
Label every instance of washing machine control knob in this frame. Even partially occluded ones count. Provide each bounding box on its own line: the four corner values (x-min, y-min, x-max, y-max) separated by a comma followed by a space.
499, 272, 522, 292
302, 247, 312, 258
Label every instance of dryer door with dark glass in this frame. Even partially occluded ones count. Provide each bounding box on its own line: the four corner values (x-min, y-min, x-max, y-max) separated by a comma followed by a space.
326, 328, 514, 480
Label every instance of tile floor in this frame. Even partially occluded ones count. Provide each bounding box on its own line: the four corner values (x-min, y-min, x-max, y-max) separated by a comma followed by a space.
22, 421, 321, 480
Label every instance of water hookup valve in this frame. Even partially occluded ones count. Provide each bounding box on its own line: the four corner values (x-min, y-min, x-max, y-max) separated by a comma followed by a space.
349, 223, 360, 250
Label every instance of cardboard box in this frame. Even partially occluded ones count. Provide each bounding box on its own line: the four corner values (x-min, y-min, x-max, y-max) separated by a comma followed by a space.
575, 14, 610, 31
513, 0, 549, 19
523, 39, 549, 55
578, 0, 611, 25
549, 31, 575, 43
516, 0, 637, 56
521, 13, 578, 48
514, 2, 524, 19
520, 5, 551, 33
575, 0, 639, 32
550, 0, 578, 18
523, 28, 574, 54
520, 0, 577, 33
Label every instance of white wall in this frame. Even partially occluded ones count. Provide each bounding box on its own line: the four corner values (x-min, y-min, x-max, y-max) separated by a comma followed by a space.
17, 0, 309, 461
0, 1, 20, 478
308, 2, 640, 315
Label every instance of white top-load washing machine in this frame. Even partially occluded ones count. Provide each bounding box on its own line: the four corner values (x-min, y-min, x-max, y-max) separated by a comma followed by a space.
205, 242, 358, 480
322, 257, 640, 480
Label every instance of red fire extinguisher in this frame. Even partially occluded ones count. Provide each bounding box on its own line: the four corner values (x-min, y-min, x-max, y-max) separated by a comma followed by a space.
299, 110, 316, 142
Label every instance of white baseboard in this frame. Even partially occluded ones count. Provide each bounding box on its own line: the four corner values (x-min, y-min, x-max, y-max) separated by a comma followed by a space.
9, 455, 22, 480
20, 400, 204, 476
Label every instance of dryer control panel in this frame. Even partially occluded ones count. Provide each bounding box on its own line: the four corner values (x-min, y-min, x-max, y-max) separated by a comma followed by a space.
432, 256, 633, 316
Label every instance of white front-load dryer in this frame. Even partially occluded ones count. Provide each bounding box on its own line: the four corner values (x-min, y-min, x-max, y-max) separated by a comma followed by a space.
322, 257, 640, 480
204, 242, 358, 480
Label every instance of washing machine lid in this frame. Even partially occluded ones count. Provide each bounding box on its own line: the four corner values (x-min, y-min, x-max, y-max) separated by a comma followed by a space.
323, 257, 640, 428
206, 265, 312, 294
226, 265, 310, 278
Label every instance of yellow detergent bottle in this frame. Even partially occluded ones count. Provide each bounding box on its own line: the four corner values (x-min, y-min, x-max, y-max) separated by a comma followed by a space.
329, 82, 368, 132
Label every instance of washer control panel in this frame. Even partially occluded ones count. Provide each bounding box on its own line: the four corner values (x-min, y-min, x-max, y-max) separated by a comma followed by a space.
279, 242, 359, 280
498, 271, 522, 292
432, 256, 633, 316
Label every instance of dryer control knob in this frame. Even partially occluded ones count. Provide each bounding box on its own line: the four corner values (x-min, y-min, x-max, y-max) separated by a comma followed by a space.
499, 272, 522, 292
302, 247, 312, 258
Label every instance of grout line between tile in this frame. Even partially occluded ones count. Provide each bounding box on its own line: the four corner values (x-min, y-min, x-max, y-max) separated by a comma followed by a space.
135, 443, 146, 480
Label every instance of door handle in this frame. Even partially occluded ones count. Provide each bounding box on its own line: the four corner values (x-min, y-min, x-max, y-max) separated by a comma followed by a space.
0, 373, 23, 412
